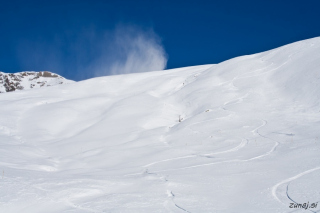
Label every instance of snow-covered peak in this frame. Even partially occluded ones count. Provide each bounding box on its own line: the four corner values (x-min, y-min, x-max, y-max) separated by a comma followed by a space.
0, 71, 74, 93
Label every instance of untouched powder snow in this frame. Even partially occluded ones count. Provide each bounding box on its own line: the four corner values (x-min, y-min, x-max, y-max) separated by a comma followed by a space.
0, 37, 320, 212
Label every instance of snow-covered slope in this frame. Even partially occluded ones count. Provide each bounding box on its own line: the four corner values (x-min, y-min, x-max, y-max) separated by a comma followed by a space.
0, 71, 74, 93
0, 37, 320, 212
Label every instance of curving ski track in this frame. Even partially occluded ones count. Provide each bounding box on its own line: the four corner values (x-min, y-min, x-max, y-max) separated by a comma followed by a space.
272, 167, 320, 205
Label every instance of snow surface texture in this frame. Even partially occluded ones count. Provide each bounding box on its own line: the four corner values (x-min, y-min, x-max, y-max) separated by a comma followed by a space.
0, 71, 74, 93
0, 37, 320, 212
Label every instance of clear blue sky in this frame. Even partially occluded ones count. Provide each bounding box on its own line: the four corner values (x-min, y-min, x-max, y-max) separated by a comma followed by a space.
1, 0, 320, 80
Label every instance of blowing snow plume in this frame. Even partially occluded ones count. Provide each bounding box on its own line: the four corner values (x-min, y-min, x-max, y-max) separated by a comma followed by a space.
93, 26, 168, 76
15, 25, 167, 80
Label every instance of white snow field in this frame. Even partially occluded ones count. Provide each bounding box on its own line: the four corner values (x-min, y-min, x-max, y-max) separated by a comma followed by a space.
1, 37, 320, 213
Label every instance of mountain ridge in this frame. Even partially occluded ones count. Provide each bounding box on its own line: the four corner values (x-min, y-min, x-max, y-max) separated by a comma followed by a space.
0, 71, 74, 93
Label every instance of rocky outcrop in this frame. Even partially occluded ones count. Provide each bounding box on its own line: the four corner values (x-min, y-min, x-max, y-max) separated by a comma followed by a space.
0, 71, 74, 93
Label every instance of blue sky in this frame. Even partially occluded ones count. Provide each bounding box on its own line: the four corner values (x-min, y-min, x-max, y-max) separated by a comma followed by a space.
1, 0, 320, 80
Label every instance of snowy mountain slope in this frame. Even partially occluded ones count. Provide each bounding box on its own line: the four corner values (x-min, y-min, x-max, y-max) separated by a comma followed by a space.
0, 37, 320, 212
0, 71, 74, 93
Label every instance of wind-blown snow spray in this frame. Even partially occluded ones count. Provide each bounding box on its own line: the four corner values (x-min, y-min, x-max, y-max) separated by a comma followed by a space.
93, 25, 168, 76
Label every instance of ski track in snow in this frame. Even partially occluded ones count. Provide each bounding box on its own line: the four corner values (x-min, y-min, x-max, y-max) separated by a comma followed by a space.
286, 184, 320, 213
129, 117, 280, 212
272, 167, 320, 205
142, 138, 248, 168
164, 190, 192, 213
141, 66, 268, 171
130, 119, 276, 175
